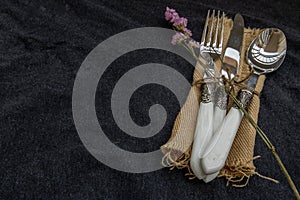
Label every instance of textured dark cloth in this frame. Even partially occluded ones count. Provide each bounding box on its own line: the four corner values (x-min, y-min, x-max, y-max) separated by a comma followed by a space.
1, 0, 299, 199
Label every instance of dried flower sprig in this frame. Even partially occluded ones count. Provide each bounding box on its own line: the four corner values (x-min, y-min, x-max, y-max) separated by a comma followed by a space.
165, 7, 193, 37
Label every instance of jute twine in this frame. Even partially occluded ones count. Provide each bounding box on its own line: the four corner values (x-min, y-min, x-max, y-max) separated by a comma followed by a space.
161, 18, 275, 186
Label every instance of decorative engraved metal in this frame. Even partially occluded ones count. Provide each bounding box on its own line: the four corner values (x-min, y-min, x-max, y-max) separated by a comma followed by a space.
233, 90, 253, 109
215, 86, 227, 110
201, 83, 212, 103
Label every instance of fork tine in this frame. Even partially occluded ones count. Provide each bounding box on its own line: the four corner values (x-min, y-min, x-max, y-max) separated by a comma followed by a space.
219, 12, 225, 52
200, 10, 210, 47
207, 10, 215, 47
212, 10, 220, 49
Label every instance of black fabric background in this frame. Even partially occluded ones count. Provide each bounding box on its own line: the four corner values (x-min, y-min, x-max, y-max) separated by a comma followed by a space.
1, 0, 299, 199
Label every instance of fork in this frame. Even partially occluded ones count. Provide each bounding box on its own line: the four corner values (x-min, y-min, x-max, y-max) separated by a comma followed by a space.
201, 9, 226, 134
190, 10, 225, 181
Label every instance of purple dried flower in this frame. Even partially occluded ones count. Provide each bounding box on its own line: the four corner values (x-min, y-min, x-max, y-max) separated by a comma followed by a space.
166, 7, 176, 13
165, 7, 179, 21
173, 17, 188, 27
165, 7, 193, 37
165, 12, 173, 21
169, 13, 179, 23
188, 39, 200, 48
183, 27, 192, 36
171, 32, 186, 45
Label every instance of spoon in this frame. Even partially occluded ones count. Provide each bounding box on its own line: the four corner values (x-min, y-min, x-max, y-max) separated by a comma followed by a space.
200, 28, 287, 180
246, 28, 287, 87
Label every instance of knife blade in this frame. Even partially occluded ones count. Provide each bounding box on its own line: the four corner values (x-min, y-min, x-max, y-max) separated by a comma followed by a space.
200, 14, 245, 181
222, 13, 244, 79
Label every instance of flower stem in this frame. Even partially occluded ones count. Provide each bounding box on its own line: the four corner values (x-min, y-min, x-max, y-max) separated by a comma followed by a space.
228, 91, 300, 200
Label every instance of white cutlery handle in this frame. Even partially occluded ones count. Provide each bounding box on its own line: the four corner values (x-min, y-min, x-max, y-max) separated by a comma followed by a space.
201, 107, 244, 174
213, 105, 227, 133
203, 171, 219, 183
190, 101, 214, 179
190, 83, 214, 180
201, 87, 227, 182
201, 90, 253, 174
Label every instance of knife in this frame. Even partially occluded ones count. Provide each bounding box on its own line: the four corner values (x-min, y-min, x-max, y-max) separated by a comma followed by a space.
200, 14, 245, 181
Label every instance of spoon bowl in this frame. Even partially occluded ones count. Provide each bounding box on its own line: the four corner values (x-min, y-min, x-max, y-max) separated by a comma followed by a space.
247, 28, 287, 75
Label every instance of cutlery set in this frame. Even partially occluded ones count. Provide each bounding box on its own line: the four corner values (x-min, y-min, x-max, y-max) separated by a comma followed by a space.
190, 10, 287, 182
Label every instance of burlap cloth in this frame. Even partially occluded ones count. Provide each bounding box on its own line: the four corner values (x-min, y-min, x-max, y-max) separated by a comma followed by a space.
161, 17, 268, 186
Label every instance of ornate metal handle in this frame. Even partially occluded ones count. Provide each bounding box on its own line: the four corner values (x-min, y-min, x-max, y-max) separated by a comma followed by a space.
232, 89, 254, 109
200, 83, 212, 103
